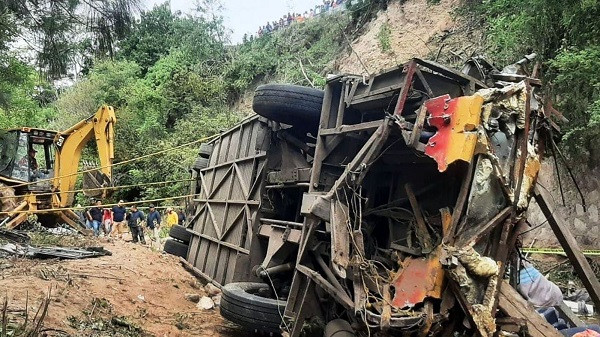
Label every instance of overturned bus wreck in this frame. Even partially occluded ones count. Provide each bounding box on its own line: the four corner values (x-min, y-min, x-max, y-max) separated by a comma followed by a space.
183, 55, 585, 336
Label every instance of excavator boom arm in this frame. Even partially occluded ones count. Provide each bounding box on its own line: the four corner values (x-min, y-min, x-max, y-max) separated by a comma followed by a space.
53, 106, 116, 207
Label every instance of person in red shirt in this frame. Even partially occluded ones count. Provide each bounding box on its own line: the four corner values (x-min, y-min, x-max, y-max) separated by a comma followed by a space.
102, 206, 112, 237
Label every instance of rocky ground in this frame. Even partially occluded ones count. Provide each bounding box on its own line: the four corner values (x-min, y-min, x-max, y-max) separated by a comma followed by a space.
0, 234, 248, 337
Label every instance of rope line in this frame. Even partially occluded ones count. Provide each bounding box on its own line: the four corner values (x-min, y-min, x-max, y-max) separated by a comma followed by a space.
1, 133, 219, 191
0, 178, 195, 200
0, 193, 197, 215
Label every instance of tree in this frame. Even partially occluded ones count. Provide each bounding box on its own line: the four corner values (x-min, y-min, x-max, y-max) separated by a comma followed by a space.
0, 0, 140, 80
0, 57, 56, 129
118, 3, 178, 72
119, 1, 228, 74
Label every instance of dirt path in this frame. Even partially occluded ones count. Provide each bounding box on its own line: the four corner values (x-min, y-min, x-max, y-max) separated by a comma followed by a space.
0, 238, 247, 337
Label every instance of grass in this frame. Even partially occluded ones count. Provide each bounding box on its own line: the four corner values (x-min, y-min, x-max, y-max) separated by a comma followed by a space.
377, 22, 392, 52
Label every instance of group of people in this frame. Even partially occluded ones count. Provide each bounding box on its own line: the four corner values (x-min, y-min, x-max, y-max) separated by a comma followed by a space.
254, 0, 346, 39
81, 200, 185, 245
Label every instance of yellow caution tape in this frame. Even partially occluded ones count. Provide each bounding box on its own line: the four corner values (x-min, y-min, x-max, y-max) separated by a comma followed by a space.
521, 248, 600, 256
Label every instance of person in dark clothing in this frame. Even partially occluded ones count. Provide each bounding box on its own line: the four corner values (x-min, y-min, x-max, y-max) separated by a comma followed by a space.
86, 200, 103, 236
147, 204, 162, 246
111, 200, 127, 239
177, 209, 186, 226
127, 205, 146, 244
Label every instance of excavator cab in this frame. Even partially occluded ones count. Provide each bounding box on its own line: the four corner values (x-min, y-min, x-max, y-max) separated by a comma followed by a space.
0, 105, 116, 229
0, 129, 57, 187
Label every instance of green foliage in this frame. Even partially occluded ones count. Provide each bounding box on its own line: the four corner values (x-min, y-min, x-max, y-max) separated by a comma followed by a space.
0, 57, 56, 129
1, 1, 358, 205
54, 3, 236, 203
115, 107, 240, 203
472, 0, 600, 165
345, 0, 392, 26
548, 47, 600, 126
0, 0, 140, 79
119, 2, 227, 73
224, 12, 350, 97
52, 60, 141, 130
377, 22, 392, 52
548, 47, 600, 166
118, 3, 181, 72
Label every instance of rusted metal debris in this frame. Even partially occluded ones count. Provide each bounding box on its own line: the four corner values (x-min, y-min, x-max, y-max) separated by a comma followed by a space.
184, 54, 596, 336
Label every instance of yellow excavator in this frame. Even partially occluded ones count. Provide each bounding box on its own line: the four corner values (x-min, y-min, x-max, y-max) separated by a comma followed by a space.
0, 105, 116, 230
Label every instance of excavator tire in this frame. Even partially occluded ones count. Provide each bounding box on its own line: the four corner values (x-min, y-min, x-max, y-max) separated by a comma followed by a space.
252, 84, 324, 129
0, 183, 17, 215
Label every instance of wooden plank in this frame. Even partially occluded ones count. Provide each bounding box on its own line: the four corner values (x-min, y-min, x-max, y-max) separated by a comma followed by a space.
308, 81, 335, 193
335, 82, 347, 127
498, 280, 562, 337
491, 219, 524, 314
556, 302, 586, 328
533, 186, 600, 311
179, 257, 222, 288
330, 201, 350, 278
296, 264, 354, 309
408, 105, 428, 148
512, 81, 531, 211
351, 84, 403, 103
415, 68, 434, 98
440, 207, 452, 238
456, 206, 512, 247
414, 58, 486, 88
445, 160, 475, 244
319, 120, 383, 136
405, 183, 433, 251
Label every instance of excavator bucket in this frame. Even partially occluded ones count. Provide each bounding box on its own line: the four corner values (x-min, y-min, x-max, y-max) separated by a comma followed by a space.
81, 160, 113, 198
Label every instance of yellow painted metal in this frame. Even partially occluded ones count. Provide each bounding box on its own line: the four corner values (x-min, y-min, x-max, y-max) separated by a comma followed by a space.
53, 105, 116, 207
445, 95, 484, 169
1, 105, 115, 229
425, 95, 484, 171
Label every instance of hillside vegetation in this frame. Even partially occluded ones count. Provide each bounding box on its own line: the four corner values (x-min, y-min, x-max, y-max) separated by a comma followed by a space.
0, 0, 599, 203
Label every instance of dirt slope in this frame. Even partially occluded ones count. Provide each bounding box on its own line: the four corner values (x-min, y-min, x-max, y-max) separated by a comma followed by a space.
335, 0, 484, 75
0, 240, 244, 337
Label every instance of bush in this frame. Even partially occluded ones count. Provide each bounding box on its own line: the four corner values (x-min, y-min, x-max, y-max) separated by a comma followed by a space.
224, 11, 350, 99
470, 0, 600, 165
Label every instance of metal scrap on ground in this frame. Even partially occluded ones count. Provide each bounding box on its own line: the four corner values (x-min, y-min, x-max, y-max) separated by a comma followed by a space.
0, 227, 110, 259
0, 242, 110, 259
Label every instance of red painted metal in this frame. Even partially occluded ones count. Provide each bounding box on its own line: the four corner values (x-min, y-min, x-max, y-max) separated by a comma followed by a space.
391, 254, 444, 309
393, 61, 417, 116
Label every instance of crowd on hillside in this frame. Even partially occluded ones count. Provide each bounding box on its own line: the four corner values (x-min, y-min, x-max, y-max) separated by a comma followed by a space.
253, 0, 346, 39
